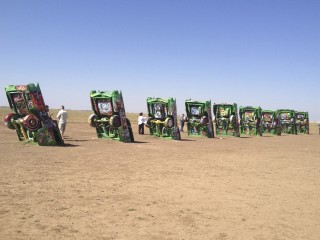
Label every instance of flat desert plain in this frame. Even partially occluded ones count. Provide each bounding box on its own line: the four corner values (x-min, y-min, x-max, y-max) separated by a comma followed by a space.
0, 108, 319, 240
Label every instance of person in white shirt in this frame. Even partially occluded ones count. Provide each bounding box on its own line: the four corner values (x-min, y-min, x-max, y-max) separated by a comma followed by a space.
138, 112, 147, 134
56, 105, 68, 138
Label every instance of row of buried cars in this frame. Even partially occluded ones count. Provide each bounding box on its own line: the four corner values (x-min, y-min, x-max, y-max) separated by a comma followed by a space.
3, 84, 310, 145
85, 90, 310, 141
147, 99, 309, 140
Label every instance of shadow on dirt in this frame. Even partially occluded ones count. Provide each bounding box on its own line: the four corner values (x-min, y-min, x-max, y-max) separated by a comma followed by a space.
180, 138, 197, 142
66, 139, 89, 142
62, 143, 80, 147
132, 141, 149, 144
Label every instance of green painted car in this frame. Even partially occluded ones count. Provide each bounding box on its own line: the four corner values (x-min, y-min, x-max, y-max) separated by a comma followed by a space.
3, 83, 64, 145
261, 110, 281, 135
213, 103, 240, 137
276, 109, 297, 134
185, 99, 214, 138
239, 106, 263, 136
295, 111, 309, 134
88, 90, 134, 142
146, 97, 180, 140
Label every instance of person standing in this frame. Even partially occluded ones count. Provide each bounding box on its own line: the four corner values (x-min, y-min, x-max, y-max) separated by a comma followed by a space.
138, 112, 147, 134
57, 105, 68, 138
180, 114, 185, 132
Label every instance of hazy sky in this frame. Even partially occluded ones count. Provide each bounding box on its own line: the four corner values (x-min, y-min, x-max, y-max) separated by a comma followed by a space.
1, 1, 319, 120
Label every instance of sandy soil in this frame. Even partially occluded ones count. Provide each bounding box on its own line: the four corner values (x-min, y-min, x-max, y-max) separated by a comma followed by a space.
0, 111, 319, 240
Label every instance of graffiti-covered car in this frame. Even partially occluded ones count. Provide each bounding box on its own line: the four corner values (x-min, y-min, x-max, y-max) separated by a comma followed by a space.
146, 97, 180, 140
295, 111, 309, 134
276, 109, 297, 134
185, 99, 214, 138
239, 106, 263, 136
3, 83, 64, 145
88, 90, 134, 142
213, 103, 240, 137
261, 110, 281, 135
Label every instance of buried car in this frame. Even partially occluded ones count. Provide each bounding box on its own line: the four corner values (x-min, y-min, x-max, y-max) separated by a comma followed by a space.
295, 111, 309, 134
88, 90, 134, 142
276, 109, 297, 134
185, 99, 214, 138
239, 106, 263, 136
213, 103, 240, 137
3, 83, 64, 145
261, 110, 281, 135
146, 97, 180, 140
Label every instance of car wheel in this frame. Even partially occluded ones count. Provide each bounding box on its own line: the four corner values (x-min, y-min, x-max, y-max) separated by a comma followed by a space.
88, 114, 99, 127
23, 114, 40, 131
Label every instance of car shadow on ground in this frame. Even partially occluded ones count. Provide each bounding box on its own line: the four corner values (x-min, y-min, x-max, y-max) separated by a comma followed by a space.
66, 139, 89, 142
180, 138, 197, 141
239, 136, 252, 139
63, 136, 89, 143
132, 141, 149, 144
62, 143, 80, 147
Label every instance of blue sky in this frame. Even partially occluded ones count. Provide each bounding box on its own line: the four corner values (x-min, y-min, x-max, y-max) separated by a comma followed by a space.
1, 0, 319, 120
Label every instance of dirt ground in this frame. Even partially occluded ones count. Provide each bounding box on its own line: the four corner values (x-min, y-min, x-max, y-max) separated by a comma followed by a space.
0, 109, 319, 240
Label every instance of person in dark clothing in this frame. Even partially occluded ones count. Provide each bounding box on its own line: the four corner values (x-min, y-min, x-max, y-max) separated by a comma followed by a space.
180, 114, 185, 132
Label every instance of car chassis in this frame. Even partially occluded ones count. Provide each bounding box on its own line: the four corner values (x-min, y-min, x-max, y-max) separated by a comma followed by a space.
213, 103, 240, 137
3, 83, 64, 146
261, 110, 281, 135
239, 106, 263, 136
277, 109, 297, 134
295, 111, 309, 134
146, 97, 180, 140
185, 99, 214, 138
88, 90, 134, 142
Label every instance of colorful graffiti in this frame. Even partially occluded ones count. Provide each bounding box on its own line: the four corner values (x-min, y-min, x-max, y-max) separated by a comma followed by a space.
3, 83, 64, 146
213, 103, 240, 137
295, 111, 309, 134
239, 106, 263, 136
277, 109, 297, 134
146, 97, 181, 140
185, 99, 214, 138
261, 110, 281, 135
88, 90, 134, 142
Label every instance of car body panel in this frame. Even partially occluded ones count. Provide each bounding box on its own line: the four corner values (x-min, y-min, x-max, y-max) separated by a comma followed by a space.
88, 90, 134, 142
3, 83, 63, 145
295, 111, 309, 134
146, 97, 180, 140
261, 110, 281, 135
185, 99, 214, 138
213, 103, 240, 137
276, 109, 297, 134
239, 106, 263, 136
